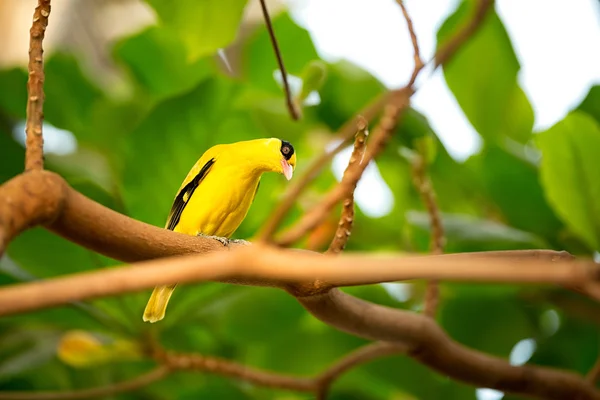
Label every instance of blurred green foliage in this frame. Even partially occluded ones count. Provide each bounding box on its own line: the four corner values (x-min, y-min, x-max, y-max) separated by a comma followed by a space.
1, 1, 599, 399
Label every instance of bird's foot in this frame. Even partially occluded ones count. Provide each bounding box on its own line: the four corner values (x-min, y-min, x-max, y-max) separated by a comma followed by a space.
198, 234, 230, 246
229, 238, 251, 246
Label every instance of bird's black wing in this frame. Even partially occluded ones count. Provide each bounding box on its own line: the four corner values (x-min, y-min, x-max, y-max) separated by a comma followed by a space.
166, 158, 215, 231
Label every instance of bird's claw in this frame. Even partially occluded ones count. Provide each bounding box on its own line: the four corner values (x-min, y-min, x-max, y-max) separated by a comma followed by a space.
197, 234, 230, 246
197, 234, 251, 247
229, 238, 251, 246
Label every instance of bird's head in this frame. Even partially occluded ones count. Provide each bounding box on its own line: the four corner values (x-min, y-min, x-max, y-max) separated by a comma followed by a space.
237, 138, 296, 180
258, 138, 296, 180
278, 139, 296, 181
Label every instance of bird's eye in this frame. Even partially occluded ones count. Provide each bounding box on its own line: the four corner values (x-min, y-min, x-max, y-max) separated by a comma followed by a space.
280, 140, 294, 160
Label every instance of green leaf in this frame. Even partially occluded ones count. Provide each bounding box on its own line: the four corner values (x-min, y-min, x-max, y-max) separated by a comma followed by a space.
0, 329, 61, 381
0, 68, 27, 119
297, 59, 328, 104
0, 131, 24, 184
537, 111, 600, 250
118, 77, 252, 227
144, 0, 248, 61
407, 211, 546, 252
317, 60, 386, 130
576, 84, 600, 125
439, 290, 536, 358
7, 228, 98, 277
529, 311, 599, 375
465, 144, 563, 245
44, 53, 104, 138
113, 27, 214, 100
437, 1, 534, 143
243, 12, 319, 93
215, 287, 305, 345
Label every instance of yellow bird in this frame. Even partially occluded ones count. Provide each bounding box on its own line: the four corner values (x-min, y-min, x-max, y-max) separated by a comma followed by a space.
143, 138, 296, 323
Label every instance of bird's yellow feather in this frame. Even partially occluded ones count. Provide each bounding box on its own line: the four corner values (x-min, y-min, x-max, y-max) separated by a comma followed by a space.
143, 138, 296, 323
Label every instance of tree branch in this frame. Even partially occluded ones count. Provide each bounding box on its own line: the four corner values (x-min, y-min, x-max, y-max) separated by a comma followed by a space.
2, 1, 594, 399
396, 0, 424, 87
0, 243, 595, 317
258, 95, 390, 242
411, 154, 444, 317
276, 88, 412, 247
315, 342, 406, 399
326, 116, 368, 254
0, 171, 231, 260
158, 350, 314, 392
0, 171, 65, 255
25, 0, 51, 172
299, 289, 600, 400
0, 176, 597, 400
259, 0, 492, 242
0, 366, 170, 400
433, 0, 494, 68
258, 0, 299, 121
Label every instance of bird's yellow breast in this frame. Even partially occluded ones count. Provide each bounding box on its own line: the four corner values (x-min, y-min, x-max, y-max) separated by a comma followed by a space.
172, 160, 261, 238
165, 138, 293, 238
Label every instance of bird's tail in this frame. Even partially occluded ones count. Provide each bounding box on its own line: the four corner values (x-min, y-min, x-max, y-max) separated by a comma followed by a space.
143, 285, 176, 323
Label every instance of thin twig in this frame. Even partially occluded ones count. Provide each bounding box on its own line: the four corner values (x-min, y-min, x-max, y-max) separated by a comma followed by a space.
325, 198, 354, 254
0, 367, 170, 400
433, 0, 494, 68
258, 0, 299, 121
276, 89, 411, 247
396, 0, 424, 87
258, 93, 390, 242
326, 117, 368, 254
411, 155, 444, 318
24, 0, 51, 171
159, 350, 315, 392
315, 342, 406, 399
273, 0, 428, 247
258, 0, 492, 243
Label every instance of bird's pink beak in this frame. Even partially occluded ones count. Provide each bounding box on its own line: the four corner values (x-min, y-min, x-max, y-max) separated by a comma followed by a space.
281, 159, 293, 181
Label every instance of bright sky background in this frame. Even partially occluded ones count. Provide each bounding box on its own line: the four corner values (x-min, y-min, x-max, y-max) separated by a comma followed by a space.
286, 0, 600, 161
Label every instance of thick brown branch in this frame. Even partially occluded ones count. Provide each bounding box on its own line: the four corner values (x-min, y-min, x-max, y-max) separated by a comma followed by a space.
299, 289, 600, 400
258, 0, 299, 121
0, 367, 169, 400
0, 243, 595, 317
0, 171, 234, 261
276, 89, 412, 246
326, 117, 368, 254
0, 171, 595, 400
2, 173, 570, 267
315, 342, 406, 399
434, 0, 494, 68
0, 171, 65, 255
258, 95, 390, 242
25, 0, 51, 171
